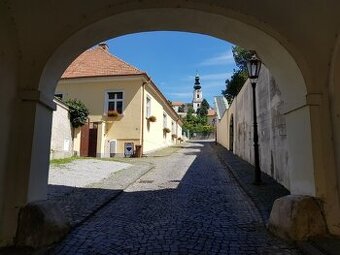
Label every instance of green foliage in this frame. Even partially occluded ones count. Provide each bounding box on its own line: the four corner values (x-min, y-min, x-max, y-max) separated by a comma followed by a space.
232, 45, 256, 72
222, 46, 255, 104
222, 69, 248, 104
183, 102, 214, 136
178, 104, 185, 113
197, 99, 209, 116
65, 99, 89, 128
50, 156, 79, 165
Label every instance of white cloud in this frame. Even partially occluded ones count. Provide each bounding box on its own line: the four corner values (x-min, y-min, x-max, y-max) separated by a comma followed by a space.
199, 51, 234, 66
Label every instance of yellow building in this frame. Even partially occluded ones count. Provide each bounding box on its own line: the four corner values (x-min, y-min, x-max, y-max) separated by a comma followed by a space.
56, 43, 182, 157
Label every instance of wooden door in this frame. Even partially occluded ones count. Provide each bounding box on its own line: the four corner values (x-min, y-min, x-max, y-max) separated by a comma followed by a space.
88, 123, 98, 157
80, 123, 90, 156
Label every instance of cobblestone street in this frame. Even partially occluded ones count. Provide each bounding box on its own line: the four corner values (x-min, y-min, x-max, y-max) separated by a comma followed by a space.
47, 142, 301, 255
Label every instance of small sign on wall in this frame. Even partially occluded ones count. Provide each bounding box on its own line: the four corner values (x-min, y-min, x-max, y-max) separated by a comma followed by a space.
124, 142, 134, 157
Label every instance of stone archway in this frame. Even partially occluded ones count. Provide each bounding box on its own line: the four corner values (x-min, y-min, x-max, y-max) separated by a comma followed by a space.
1, 1, 340, 245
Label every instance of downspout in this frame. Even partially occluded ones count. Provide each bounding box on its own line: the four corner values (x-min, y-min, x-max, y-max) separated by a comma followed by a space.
176, 119, 179, 144
141, 81, 146, 155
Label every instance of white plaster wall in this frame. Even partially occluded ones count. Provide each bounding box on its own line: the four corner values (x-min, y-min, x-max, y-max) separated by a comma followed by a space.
217, 66, 290, 189
143, 85, 181, 153
216, 112, 229, 149
50, 99, 73, 159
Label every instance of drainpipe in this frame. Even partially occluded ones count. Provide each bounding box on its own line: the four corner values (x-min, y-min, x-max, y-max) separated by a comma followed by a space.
141, 81, 146, 155
176, 119, 179, 144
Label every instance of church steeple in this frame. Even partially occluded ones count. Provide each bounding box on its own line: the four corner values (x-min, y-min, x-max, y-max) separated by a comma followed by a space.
194, 73, 201, 90
192, 73, 203, 112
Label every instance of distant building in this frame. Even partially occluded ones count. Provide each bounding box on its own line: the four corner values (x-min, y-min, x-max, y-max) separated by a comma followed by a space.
192, 74, 203, 112
171, 74, 216, 120
207, 108, 217, 126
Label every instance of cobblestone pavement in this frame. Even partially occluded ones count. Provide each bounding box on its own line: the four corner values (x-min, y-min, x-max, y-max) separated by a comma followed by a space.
47, 141, 301, 255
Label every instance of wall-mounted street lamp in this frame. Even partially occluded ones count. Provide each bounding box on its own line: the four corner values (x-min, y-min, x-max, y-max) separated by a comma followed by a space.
247, 54, 262, 185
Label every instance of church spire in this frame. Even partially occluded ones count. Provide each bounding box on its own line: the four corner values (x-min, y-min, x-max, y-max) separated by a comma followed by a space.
194, 73, 201, 90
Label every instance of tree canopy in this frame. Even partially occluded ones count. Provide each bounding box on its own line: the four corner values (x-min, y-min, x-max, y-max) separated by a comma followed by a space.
182, 101, 214, 136
222, 46, 255, 104
197, 99, 210, 116
65, 99, 89, 128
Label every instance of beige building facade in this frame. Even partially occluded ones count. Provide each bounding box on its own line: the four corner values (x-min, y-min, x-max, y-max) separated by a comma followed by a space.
56, 45, 182, 157
1, 0, 340, 245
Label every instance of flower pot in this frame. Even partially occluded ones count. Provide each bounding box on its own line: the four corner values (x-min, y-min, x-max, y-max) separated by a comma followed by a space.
107, 110, 119, 117
147, 115, 157, 122
163, 127, 171, 133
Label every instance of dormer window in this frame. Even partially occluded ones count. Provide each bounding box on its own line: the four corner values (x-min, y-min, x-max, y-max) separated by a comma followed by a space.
107, 91, 123, 114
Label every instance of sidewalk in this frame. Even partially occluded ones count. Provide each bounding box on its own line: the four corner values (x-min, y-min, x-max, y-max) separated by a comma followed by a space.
214, 143, 340, 255
48, 159, 154, 228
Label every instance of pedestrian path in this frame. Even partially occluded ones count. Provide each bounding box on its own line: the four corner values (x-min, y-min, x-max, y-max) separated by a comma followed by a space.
49, 159, 131, 188
48, 159, 153, 228
214, 143, 340, 255
47, 141, 301, 254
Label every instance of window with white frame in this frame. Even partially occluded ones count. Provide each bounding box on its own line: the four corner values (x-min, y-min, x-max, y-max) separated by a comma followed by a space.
146, 96, 151, 117
163, 113, 167, 128
107, 91, 123, 114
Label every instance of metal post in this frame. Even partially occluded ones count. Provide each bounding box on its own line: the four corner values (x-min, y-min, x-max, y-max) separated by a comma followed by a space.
251, 82, 262, 184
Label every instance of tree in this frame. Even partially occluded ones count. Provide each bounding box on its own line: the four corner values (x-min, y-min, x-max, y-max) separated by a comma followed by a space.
221, 46, 255, 104
232, 45, 256, 72
197, 99, 209, 116
178, 104, 185, 113
65, 99, 89, 128
222, 69, 248, 104
182, 102, 214, 136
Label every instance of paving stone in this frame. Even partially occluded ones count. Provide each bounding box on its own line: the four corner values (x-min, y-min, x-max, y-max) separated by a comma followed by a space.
45, 141, 301, 254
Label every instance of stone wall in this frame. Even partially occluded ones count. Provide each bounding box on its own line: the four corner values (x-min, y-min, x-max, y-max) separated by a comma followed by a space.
50, 99, 73, 159
216, 66, 290, 189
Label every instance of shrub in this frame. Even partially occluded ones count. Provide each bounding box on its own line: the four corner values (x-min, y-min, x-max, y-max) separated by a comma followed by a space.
65, 99, 89, 128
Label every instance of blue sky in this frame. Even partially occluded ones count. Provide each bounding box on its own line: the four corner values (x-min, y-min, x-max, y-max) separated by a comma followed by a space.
107, 31, 236, 107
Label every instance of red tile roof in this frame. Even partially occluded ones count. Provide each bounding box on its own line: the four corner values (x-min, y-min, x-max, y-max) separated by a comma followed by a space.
61, 45, 144, 79
172, 101, 185, 106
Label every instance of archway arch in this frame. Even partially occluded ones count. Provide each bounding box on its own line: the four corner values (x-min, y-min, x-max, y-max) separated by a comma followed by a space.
5, 4, 340, 245
39, 8, 307, 111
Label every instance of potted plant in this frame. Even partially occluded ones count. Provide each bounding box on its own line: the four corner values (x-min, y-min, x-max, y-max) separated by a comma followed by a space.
163, 127, 171, 133
107, 110, 119, 117
147, 115, 157, 122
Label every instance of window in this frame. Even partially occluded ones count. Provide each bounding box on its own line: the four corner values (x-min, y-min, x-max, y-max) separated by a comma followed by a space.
197, 94, 199, 98
146, 96, 151, 117
163, 113, 167, 128
197, 103, 200, 107
107, 91, 123, 114
55, 93, 63, 100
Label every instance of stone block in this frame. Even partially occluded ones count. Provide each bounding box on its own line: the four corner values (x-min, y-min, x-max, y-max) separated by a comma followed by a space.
268, 195, 327, 240
15, 200, 70, 248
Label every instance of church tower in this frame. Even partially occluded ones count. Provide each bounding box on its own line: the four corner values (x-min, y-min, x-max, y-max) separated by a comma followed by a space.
192, 74, 203, 112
